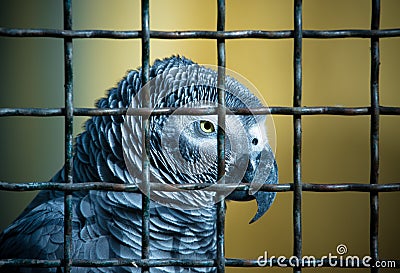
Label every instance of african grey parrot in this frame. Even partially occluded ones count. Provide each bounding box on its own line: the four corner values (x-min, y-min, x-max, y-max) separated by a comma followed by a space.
0, 56, 278, 272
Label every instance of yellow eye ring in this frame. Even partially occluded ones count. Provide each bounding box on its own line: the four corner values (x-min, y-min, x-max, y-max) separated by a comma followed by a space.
200, 120, 215, 133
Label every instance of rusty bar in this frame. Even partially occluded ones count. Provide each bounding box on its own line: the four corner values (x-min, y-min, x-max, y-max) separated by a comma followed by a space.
1, 181, 400, 193
140, 1, 151, 273
62, 0, 73, 272
293, 0, 303, 272
1, 28, 400, 39
370, 1, 381, 272
216, 0, 226, 272
1, 257, 398, 268
1, 106, 400, 117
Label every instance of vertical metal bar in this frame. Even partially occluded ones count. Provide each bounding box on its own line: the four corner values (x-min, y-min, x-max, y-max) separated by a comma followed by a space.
370, 0, 380, 272
293, 0, 303, 272
63, 0, 73, 272
216, 0, 226, 273
141, 0, 151, 273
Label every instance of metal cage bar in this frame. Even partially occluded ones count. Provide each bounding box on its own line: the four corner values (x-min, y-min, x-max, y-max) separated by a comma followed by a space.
140, 1, 151, 273
1, 0, 400, 272
216, 1, 226, 272
63, 0, 74, 272
1, 28, 400, 39
370, 1, 380, 272
0, 181, 400, 193
293, 0, 303, 272
0, 257, 398, 268
1, 106, 400, 117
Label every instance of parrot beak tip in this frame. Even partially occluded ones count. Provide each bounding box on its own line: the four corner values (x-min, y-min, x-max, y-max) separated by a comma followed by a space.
248, 191, 276, 224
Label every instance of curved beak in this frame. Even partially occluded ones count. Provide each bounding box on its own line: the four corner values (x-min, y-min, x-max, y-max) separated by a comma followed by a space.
227, 147, 278, 224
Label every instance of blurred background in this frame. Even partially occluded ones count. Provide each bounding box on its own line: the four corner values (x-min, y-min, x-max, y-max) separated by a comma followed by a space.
0, 0, 399, 272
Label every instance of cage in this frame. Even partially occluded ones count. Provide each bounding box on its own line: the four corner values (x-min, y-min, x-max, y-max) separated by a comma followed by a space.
0, 0, 399, 272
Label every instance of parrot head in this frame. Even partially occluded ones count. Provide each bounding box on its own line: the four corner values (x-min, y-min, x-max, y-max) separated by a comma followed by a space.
122, 56, 277, 223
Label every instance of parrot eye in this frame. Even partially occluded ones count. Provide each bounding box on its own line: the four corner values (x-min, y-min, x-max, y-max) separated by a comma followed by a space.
199, 120, 215, 134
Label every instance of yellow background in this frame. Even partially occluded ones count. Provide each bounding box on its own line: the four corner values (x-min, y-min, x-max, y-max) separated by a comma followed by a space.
0, 1, 399, 272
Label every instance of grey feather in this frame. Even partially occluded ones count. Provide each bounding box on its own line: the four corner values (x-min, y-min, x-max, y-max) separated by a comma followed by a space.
0, 56, 278, 273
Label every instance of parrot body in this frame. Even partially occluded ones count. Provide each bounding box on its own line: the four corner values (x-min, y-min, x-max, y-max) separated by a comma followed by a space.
0, 56, 277, 272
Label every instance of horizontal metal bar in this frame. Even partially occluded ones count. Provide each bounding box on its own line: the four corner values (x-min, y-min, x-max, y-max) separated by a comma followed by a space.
1, 28, 400, 39
0, 108, 64, 116
0, 259, 215, 268
0, 259, 60, 268
0, 181, 399, 192
0, 258, 398, 268
0, 106, 400, 117
0, 182, 141, 192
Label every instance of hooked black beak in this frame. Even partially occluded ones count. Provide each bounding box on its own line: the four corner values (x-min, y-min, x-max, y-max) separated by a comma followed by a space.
227, 148, 278, 224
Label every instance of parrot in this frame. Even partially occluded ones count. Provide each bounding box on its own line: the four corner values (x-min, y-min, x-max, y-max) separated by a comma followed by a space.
0, 56, 278, 273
